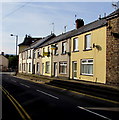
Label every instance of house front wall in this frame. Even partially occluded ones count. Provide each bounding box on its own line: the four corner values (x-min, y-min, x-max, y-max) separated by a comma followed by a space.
52, 39, 70, 78
41, 45, 52, 76
70, 26, 106, 83
33, 48, 42, 75
0, 55, 8, 71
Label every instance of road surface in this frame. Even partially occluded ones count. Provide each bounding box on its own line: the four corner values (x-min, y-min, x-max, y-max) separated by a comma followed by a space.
1, 74, 119, 120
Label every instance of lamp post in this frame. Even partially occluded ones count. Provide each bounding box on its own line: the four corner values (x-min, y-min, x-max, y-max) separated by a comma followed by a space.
10, 34, 18, 56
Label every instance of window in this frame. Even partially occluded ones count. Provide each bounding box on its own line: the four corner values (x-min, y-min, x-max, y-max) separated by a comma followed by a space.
73, 38, 79, 51
54, 44, 58, 55
46, 62, 50, 73
37, 51, 39, 58
59, 62, 67, 74
33, 51, 36, 59
43, 48, 45, 57
81, 59, 93, 75
28, 50, 31, 58
62, 42, 66, 54
37, 62, 39, 72
47, 47, 50, 57
85, 34, 91, 50
28, 63, 31, 72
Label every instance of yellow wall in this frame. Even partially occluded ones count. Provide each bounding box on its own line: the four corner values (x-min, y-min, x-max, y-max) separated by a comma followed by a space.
70, 27, 106, 83
41, 45, 52, 76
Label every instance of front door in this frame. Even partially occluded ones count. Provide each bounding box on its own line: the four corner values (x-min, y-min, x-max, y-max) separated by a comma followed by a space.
33, 64, 35, 74
54, 62, 57, 77
42, 63, 44, 75
72, 61, 77, 79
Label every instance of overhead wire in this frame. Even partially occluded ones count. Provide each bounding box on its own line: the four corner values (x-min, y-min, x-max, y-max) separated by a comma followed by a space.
2, 1, 31, 20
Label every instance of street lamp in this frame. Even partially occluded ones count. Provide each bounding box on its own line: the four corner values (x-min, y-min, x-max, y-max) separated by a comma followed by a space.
10, 34, 18, 56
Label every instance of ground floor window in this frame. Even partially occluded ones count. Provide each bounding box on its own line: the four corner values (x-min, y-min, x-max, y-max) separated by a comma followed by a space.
81, 59, 93, 75
59, 62, 67, 74
46, 62, 50, 73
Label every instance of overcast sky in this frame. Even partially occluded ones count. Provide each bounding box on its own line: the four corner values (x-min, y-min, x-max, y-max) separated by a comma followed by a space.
1, 0, 118, 54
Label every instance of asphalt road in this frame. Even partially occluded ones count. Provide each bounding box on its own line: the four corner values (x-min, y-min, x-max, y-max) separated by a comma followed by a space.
1, 74, 119, 120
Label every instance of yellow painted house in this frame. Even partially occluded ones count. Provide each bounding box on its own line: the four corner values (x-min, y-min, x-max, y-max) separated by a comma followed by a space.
70, 19, 107, 83
41, 45, 52, 77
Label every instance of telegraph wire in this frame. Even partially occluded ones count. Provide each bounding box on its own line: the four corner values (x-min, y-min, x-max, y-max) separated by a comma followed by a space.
2, 1, 31, 20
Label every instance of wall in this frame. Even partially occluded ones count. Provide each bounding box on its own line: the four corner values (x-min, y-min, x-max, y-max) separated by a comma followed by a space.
41, 45, 52, 76
70, 26, 106, 83
106, 16, 119, 85
52, 39, 70, 78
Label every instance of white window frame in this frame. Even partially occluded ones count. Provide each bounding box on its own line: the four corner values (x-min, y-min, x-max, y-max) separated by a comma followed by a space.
85, 34, 92, 50
54, 44, 58, 55
81, 59, 93, 76
73, 38, 79, 51
59, 62, 67, 74
62, 42, 66, 54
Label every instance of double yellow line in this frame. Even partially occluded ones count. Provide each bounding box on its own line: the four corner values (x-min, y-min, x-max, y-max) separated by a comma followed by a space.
0, 86, 32, 120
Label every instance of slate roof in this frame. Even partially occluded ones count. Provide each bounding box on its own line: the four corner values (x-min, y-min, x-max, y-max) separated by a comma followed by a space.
18, 35, 42, 46
40, 18, 107, 48
106, 8, 119, 19
20, 9, 118, 50
23, 33, 56, 51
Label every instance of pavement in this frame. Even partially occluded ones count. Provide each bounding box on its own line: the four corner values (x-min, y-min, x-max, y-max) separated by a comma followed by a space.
16, 73, 119, 103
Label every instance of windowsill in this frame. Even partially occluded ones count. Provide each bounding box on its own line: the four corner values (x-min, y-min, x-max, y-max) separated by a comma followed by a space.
72, 50, 79, 52
81, 74, 93, 76
45, 72, 50, 74
83, 49, 92, 51
60, 73, 67, 75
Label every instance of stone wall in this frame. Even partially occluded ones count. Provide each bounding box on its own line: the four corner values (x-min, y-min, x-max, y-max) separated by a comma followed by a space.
106, 15, 119, 86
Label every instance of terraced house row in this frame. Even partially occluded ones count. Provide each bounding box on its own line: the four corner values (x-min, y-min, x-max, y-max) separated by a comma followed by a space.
18, 9, 119, 86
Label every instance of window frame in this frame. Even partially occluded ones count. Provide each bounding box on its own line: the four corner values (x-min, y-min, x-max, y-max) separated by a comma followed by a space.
73, 37, 79, 52
84, 34, 92, 50
62, 42, 67, 54
81, 59, 93, 76
59, 62, 67, 74
45, 62, 50, 73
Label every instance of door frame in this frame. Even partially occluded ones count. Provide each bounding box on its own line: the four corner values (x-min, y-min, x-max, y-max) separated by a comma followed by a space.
72, 61, 77, 79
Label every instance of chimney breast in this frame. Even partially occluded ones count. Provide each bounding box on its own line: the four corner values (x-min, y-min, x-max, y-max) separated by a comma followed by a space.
75, 19, 84, 29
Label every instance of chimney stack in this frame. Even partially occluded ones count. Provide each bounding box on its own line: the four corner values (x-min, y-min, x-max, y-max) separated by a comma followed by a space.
75, 19, 84, 29
1, 52, 4, 56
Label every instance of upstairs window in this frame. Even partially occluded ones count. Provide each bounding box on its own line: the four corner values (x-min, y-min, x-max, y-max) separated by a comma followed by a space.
85, 34, 91, 50
62, 42, 66, 54
37, 50, 40, 58
54, 44, 58, 55
43, 48, 45, 57
73, 38, 79, 51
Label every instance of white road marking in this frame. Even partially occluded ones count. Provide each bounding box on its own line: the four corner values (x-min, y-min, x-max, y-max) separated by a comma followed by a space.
11, 80, 17, 83
20, 83, 30, 88
36, 89, 59, 99
77, 106, 111, 120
